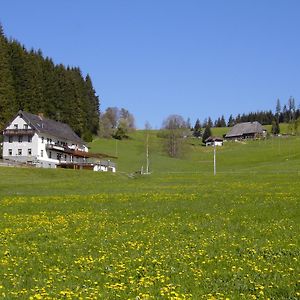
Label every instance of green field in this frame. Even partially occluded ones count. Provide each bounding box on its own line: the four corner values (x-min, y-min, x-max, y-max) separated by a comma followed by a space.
0, 132, 299, 299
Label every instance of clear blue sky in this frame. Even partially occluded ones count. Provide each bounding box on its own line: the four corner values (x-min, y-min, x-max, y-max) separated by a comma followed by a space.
1, 0, 300, 128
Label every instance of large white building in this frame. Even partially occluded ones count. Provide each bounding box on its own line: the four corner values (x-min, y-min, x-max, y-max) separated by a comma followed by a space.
2, 111, 95, 169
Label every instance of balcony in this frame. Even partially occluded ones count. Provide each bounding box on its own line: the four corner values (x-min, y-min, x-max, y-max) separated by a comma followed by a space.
46, 144, 67, 152
3, 129, 35, 136
46, 144, 87, 157
46, 143, 117, 159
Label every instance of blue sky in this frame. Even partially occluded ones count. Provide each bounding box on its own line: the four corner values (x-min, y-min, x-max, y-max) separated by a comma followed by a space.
1, 1, 300, 128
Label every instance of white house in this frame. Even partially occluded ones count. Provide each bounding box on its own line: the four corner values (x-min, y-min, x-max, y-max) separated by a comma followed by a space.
205, 136, 224, 147
2, 111, 92, 169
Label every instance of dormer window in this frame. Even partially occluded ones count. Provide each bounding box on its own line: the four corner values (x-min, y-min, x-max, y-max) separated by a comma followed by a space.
24, 124, 28, 130
14, 124, 18, 129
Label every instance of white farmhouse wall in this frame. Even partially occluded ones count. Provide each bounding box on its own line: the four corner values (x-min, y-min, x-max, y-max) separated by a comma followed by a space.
3, 115, 87, 168
3, 116, 38, 162
36, 133, 86, 168
206, 141, 223, 147
6, 115, 33, 130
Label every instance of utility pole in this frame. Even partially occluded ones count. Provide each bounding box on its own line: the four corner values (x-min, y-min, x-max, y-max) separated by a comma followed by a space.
213, 142, 216, 176
115, 139, 118, 157
146, 133, 149, 174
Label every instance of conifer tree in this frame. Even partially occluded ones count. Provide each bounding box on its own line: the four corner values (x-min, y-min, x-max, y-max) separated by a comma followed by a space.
220, 115, 226, 127
276, 99, 281, 120
227, 114, 234, 127
271, 118, 280, 135
193, 119, 202, 137
202, 125, 212, 144
0, 27, 16, 128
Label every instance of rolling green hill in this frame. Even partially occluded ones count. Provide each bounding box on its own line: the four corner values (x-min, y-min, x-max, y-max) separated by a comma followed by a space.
89, 129, 300, 174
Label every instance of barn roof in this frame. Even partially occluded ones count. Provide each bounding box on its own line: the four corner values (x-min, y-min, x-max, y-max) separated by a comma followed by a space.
225, 121, 264, 138
18, 110, 85, 144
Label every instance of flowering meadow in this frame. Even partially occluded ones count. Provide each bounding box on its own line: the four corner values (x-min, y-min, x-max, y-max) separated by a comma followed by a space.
0, 171, 299, 299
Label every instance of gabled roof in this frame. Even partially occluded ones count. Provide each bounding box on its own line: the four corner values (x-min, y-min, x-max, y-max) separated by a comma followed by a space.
18, 111, 85, 144
225, 121, 264, 138
205, 136, 223, 143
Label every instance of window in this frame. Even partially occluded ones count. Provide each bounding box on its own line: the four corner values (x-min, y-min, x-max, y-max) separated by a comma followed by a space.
24, 124, 28, 129
18, 135, 22, 143
64, 155, 67, 161
8, 149, 12, 156
49, 151, 52, 158
41, 137, 44, 144
9, 136, 13, 143
18, 149, 22, 156
47, 138, 49, 144
28, 149, 32, 156
28, 136, 32, 143
41, 150, 43, 157
14, 124, 18, 129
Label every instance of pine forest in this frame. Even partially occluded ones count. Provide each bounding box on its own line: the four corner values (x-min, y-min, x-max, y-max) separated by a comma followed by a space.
0, 25, 99, 141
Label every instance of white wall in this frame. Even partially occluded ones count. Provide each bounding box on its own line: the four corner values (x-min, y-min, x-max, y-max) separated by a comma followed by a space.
3, 116, 38, 161
3, 115, 88, 168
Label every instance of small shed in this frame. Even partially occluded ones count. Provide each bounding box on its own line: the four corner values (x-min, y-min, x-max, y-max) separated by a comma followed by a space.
205, 136, 224, 147
93, 160, 116, 172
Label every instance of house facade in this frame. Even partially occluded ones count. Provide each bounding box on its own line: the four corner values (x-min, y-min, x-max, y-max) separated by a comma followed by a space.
205, 136, 223, 147
2, 111, 88, 168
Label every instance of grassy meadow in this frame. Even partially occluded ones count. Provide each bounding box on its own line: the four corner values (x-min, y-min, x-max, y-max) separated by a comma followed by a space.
0, 131, 299, 299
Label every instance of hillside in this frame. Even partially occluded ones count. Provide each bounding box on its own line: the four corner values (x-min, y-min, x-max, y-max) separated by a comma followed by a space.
1, 131, 299, 197
89, 128, 300, 174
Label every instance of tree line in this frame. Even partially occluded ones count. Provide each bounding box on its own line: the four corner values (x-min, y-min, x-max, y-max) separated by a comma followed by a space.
198, 97, 300, 129
190, 97, 300, 136
0, 24, 99, 141
159, 98, 300, 158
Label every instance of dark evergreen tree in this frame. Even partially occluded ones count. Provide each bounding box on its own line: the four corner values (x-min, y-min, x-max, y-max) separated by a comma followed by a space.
207, 117, 213, 128
202, 125, 212, 144
0, 27, 16, 128
219, 115, 225, 127
84, 74, 100, 134
227, 114, 235, 127
19, 49, 44, 113
271, 118, 280, 135
193, 118, 201, 137
276, 99, 281, 120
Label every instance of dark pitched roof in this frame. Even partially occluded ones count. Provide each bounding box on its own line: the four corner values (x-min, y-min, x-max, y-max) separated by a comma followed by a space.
225, 121, 264, 138
19, 111, 85, 144
205, 136, 223, 143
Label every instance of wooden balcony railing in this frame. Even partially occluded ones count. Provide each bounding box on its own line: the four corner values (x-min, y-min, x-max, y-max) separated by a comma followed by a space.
3, 129, 35, 136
